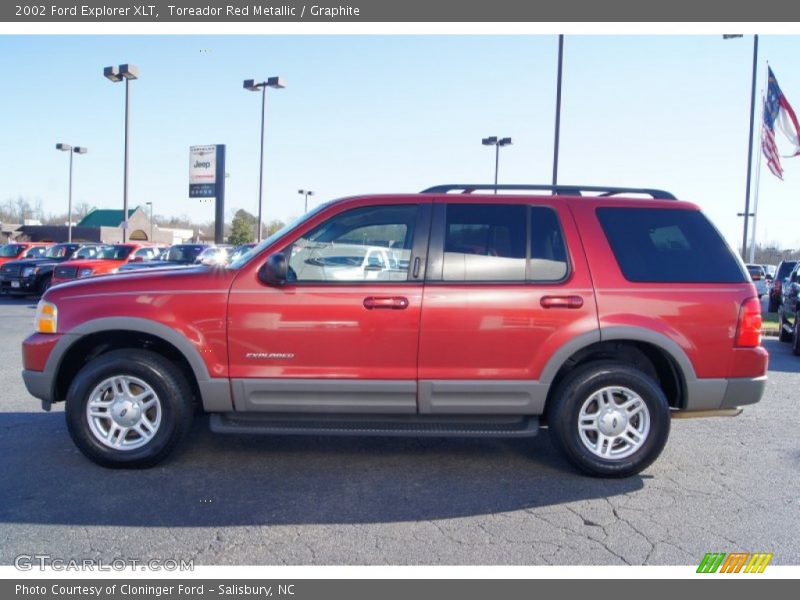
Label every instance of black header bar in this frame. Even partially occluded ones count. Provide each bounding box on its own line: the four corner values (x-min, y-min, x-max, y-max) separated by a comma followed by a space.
3, 0, 800, 22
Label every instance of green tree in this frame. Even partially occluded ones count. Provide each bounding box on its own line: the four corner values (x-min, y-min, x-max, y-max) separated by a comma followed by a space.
228, 209, 257, 246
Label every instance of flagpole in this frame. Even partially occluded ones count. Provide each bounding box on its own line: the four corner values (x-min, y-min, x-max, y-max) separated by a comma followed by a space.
741, 34, 759, 261
749, 87, 765, 264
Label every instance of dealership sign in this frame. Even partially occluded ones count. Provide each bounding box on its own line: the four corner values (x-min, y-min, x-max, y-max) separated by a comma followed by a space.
189, 145, 220, 198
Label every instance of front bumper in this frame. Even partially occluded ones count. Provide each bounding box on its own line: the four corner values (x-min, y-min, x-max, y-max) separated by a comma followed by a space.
22, 369, 52, 410
0, 276, 38, 294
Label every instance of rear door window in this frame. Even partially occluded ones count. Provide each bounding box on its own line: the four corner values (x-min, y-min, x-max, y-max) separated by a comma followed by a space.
596, 207, 746, 283
436, 204, 569, 282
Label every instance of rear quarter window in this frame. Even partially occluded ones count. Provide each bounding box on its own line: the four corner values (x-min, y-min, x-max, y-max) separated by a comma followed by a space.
596, 207, 747, 283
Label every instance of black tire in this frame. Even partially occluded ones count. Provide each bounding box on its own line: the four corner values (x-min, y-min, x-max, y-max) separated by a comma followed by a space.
547, 361, 671, 478
38, 275, 51, 296
768, 296, 780, 313
779, 311, 793, 342
792, 314, 800, 356
65, 349, 194, 468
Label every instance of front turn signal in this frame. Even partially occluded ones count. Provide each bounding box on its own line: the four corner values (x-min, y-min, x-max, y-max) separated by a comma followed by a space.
35, 300, 58, 334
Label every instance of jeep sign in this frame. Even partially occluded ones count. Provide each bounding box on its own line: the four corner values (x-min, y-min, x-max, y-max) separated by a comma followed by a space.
189, 145, 218, 198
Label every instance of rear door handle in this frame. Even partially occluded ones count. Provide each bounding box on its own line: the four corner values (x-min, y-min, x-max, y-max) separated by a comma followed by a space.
540, 295, 584, 309
363, 296, 409, 310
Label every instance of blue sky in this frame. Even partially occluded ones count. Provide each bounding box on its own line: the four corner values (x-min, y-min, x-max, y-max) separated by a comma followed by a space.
2, 34, 800, 250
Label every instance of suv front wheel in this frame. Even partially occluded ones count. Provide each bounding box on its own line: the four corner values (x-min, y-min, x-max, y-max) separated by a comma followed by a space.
548, 361, 670, 478
65, 349, 194, 468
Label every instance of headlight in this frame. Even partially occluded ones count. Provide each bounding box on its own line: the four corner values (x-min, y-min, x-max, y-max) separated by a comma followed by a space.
34, 300, 57, 334
21, 267, 37, 277
78, 268, 94, 278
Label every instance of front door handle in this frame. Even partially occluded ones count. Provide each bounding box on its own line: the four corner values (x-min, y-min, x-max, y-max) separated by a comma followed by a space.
540, 295, 584, 309
363, 296, 409, 310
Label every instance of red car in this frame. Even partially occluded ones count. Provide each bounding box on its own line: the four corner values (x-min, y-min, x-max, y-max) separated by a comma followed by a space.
51, 244, 163, 285
21, 184, 767, 476
0, 242, 51, 268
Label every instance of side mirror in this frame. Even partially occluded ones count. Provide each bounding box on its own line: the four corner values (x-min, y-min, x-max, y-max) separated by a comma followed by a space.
131, 256, 144, 263
259, 253, 288, 286
791, 273, 798, 284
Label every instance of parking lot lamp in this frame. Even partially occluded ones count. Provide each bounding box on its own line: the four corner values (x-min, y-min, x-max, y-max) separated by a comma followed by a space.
482, 136, 513, 194
243, 76, 286, 242
56, 144, 88, 243
298, 189, 314, 213
104, 63, 139, 243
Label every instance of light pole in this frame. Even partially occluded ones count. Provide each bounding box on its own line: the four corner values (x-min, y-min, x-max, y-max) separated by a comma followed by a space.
482, 136, 512, 193
243, 76, 286, 242
724, 34, 759, 260
56, 144, 87, 243
145, 201, 153, 241
104, 63, 139, 243
298, 189, 314, 213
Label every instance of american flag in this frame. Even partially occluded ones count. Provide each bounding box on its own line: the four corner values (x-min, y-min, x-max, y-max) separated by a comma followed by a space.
762, 67, 800, 180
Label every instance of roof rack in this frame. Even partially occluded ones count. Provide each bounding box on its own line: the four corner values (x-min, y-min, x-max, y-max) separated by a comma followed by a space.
420, 184, 676, 200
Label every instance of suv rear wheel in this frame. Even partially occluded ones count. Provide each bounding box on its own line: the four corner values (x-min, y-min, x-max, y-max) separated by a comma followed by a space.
792, 313, 800, 356
65, 349, 194, 468
548, 361, 670, 478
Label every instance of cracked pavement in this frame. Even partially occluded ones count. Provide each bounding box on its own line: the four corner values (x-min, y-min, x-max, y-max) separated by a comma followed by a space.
1, 298, 798, 565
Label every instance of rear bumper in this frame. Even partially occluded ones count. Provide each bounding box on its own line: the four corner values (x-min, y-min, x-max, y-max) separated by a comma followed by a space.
683, 375, 767, 412
719, 376, 767, 408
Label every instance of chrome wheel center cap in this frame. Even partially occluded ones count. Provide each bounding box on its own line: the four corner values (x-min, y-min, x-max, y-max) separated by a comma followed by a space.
598, 408, 627, 436
111, 399, 141, 427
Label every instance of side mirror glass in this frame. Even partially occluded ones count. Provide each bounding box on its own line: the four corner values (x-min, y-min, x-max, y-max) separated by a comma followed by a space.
791, 273, 798, 283
259, 252, 288, 285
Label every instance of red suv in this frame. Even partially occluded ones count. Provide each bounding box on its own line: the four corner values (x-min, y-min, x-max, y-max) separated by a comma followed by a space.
21, 185, 767, 476
51, 244, 163, 286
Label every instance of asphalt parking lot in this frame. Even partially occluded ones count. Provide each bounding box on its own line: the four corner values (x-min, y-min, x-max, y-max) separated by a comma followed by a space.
0, 297, 798, 566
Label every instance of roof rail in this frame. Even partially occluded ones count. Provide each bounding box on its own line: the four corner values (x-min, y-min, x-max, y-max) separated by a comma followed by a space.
420, 184, 676, 200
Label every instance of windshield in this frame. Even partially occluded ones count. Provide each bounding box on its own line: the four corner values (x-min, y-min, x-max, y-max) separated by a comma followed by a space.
0, 245, 23, 258
228, 202, 333, 270
44, 244, 75, 259
166, 245, 205, 263
96, 245, 135, 260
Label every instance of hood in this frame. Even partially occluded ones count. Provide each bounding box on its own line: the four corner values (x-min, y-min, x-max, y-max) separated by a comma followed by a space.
2, 256, 71, 268
57, 258, 122, 270
45, 264, 236, 299
118, 260, 196, 271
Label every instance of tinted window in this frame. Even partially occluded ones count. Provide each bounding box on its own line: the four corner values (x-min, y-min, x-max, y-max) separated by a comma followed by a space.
0, 245, 23, 258
97, 246, 135, 260
443, 204, 527, 281
166, 245, 205, 263
530, 206, 568, 281
597, 208, 746, 283
777, 261, 797, 280
74, 246, 99, 259
287, 205, 418, 282
44, 244, 77, 259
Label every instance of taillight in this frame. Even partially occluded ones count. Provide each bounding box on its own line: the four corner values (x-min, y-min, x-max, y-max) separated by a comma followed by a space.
735, 297, 762, 348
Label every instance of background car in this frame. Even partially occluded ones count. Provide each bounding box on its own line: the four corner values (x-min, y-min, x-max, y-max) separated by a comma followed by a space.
118, 243, 208, 271
769, 259, 797, 312
745, 263, 767, 298
195, 245, 230, 266
0, 242, 51, 268
51, 243, 164, 285
0, 243, 101, 296
227, 243, 257, 264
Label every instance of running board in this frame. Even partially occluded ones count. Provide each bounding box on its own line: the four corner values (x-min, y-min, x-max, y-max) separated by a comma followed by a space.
209, 413, 539, 438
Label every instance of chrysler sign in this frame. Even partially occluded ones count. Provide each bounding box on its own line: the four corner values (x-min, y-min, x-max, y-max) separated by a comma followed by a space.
189, 145, 219, 198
